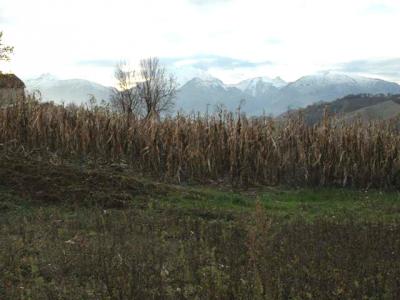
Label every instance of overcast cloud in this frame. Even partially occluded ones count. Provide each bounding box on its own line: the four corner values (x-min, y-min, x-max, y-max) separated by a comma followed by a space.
1, 0, 400, 85
162, 55, 272, 70
334, 58, 400, 82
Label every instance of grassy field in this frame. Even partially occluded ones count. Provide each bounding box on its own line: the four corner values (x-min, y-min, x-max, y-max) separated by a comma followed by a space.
1, 154, 400, 299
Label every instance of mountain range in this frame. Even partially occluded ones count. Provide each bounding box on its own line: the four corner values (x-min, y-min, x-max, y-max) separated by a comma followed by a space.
25, 74, 113, 104
25, 72, 400, 115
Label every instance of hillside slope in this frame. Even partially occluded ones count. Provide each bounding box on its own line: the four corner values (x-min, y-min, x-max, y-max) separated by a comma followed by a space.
290, 94, 400, 124
343, 100, 400, 122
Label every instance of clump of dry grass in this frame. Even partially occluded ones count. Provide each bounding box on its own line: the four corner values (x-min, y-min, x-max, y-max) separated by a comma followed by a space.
1, 96, 400, 188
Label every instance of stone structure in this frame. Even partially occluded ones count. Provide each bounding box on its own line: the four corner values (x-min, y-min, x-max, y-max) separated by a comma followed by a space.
0, 73, 25, 106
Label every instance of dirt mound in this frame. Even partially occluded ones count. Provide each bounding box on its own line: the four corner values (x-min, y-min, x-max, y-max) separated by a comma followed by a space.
0, 155, 170, 208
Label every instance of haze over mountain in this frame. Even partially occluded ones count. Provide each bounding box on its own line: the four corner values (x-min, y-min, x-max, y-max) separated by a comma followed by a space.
25, 71, 400, 115
25, 74, 113, 104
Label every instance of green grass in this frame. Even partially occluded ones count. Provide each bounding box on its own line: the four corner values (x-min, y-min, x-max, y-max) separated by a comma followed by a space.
1, 152, 399, 221
157, 186, 400, 222
2, 166, 400, 222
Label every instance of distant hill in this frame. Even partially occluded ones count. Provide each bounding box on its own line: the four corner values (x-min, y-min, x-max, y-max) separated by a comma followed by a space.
286, 94, 400, 124
343, 100, 400, 122
25, 74, 113, 104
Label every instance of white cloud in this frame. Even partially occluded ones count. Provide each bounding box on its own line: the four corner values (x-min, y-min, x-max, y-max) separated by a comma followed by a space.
1, 0, 399, 85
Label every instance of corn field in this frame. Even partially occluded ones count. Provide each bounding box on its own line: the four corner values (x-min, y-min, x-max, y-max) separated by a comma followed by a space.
1, 98, 400, 188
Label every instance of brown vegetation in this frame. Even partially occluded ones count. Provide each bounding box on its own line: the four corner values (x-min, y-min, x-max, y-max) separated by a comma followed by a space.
1, 97, 400, 188
1, 133, 400, 299
1, 199, 399, 299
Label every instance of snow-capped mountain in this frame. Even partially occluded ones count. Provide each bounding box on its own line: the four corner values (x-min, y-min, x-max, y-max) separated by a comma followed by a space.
176, 72, 400, 115
175, 76, 282, 115
169, 66, 216, 87
287, 72, 398, 90
25, 74, 113, 104
233, 76, 287, 94
176, 76, 250, 113
270, 71, 400, 114
26, 73, 59, 87
24, 72, 400, 116
190, 77, 228, 90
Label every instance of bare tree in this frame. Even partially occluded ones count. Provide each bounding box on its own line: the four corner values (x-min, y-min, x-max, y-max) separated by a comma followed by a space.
111, 61, 140, 116
136, 57, 177, 120
0, 31, 14, 69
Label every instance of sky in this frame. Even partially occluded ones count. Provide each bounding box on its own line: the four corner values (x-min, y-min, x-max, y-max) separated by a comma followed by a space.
1, 0, 400, 86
